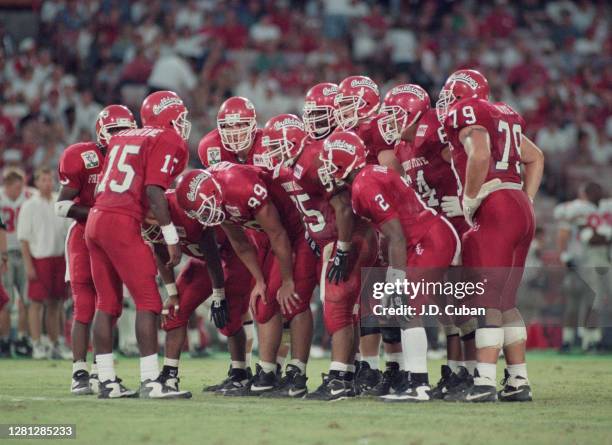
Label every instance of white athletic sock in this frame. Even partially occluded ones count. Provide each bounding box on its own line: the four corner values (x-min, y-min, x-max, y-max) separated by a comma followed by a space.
330, 361, 349, 372
91, 362, 98, 375
140, 354, 159, 382
362, 355, 379, 370
17, 331, 26, 339
401, 327, 428, 373
384, 352, 404, 369
354, 352, 362, 362
476, 362, 496, 384
164, 357, 179, 368
259, 361, 277, 374
72, 361, 87, 374
464, 360, 477, 375
245, 352, 252, 368
231, 361, 246, 370
96, 353, 116, 382
507, 363, 528, 379
276, 355, 286, 369
447, 360, 462, 373
289, 359, 307, 375
347, 364, 356, 373
562, 327, 575, 344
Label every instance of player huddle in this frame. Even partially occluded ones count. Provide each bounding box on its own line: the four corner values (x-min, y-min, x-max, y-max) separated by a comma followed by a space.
57, 68, 544, 403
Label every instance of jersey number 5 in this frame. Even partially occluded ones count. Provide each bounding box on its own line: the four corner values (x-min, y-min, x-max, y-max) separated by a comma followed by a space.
97, 144, 140, 193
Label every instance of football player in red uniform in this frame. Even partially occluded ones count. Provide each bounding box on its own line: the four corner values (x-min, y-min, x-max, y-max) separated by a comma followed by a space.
381, 84, 476, 398
176, 163, 317, 396
334, 75, 402, 173
319, 131, 461, 402
262, 99, 379, 401
141, 185, 252, 394
85, 90, 190, 399
56, 104, 136, 395
198, 96, 267, 168
437, 69, 544, 402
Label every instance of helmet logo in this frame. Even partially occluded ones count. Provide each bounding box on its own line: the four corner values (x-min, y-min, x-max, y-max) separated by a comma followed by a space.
153, 97, 183, 115
244, 100, 255, 110
350, 78, 378, 92
449, 72, 478, 89
327, 139, 355, 155
273, 117, 304, 131
187, 172, 209, 201
100, 110, 109, 119
322, 86, 338, 96
391, 85, 425, 100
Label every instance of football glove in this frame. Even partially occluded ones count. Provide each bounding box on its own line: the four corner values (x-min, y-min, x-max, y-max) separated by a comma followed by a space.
210, 288, 229, 329
441, 195, 463, 218
327, 242, 351, 284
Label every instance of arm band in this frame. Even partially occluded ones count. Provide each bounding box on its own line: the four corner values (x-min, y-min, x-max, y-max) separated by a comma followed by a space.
55, 200, 75, 218
161, 223, 179, 245
164, 283, 177, 296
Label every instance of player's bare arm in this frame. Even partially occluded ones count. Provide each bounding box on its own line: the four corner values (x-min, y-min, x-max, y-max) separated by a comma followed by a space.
379, 218, 407, 272
152, 242, 179, 322
221, 221, 266, 307
459, 125, 490, 199
519, 135, 544, 202
254, 202, 298, 311
330, 190, 354, 245
378, 149, 403, 175
56, 186, 90, 221
199, 228, 224, 289
146, 185, 181, 267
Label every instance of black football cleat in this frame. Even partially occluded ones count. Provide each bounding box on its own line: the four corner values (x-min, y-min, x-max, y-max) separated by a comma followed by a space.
361, 362, 403, 397
498, 369, 532, 402
444, 370, 497, 403
216, 367, 251, 395
260, 364, 308, 398
71, 369, 93, 395
13, 337, 32, 357
224, 364, 277, 397
442, 366, 473, 400
304, 373, 355, 401
98, 377, 138, 399
0, 338, 11, 358
355, 361, 382, 395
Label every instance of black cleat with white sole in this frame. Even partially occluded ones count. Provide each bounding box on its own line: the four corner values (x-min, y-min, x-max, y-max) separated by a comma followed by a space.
381, 374, 431, 403
98, 377, 138, 399
71, 369, 93, 395
224, 364, 277, 397
362, 363, 403, 397
444, 370, 497, 403
304, 373, 355, 401
260, 364, 308, 398
216, 368, 251, 395
139, 377, 192, 399
442, 366, 473, 400
498, 369, 532, 402
355, 362, 382, 395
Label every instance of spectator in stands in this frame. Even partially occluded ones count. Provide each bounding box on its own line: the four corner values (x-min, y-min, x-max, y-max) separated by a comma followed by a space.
17, 167, 69, 359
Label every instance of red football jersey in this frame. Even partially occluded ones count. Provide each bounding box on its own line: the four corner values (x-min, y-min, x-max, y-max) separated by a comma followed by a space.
289, 137, 338, 245
397, 109, 462, 210
208, 162, 303, 240
58, 142, 105, 223
94, 127, 189, 221
198, 128, 267, 168
166, 189, 230, 260
351, 164, 436, 245
443, 98, 525, 188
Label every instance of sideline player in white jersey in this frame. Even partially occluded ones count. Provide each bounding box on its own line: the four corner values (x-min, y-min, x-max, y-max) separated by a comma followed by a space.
0, 168, 34, 357
554, 182, 612, 352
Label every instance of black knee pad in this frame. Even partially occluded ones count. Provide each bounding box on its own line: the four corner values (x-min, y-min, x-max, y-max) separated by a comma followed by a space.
381, 327, 401, 344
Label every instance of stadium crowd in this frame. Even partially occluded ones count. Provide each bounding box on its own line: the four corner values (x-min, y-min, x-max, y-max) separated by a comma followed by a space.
0, 0, 610, 202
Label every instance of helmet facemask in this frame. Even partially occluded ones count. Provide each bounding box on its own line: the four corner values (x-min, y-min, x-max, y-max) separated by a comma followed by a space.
97, 118, 136, 146
334, 93, 364, 130
141, 224, 163, 243
377, 106, 407, 145
218, 115, 256, 153
435, 85, 456, 124
303, 103, 336, 139
261, 131, 295, 171
172, 110, 192, 141
185, 192, 225, 226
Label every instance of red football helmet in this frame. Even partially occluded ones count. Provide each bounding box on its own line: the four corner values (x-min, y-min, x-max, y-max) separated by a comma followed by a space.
95, 104, 136, 145
436, 69, 489, 123
174, 169, 225, 226
141, 90, 191, 140
217, 96, 257, 153
378, 84, 431, 145
318, 131, 366, 190
302, 82, 338, 139
334, 75, 380, 130
261, 114, 307, 169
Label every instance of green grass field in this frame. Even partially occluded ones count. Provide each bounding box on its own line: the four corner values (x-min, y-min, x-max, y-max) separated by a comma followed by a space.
1, 352, 611, 445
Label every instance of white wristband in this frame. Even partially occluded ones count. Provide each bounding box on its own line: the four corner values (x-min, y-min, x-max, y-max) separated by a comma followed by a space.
211, 288, 225, 300
337, 240, 351, 251
161, 223, 179, 245
165, 282, 177, 296
55, 200, 74, 218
